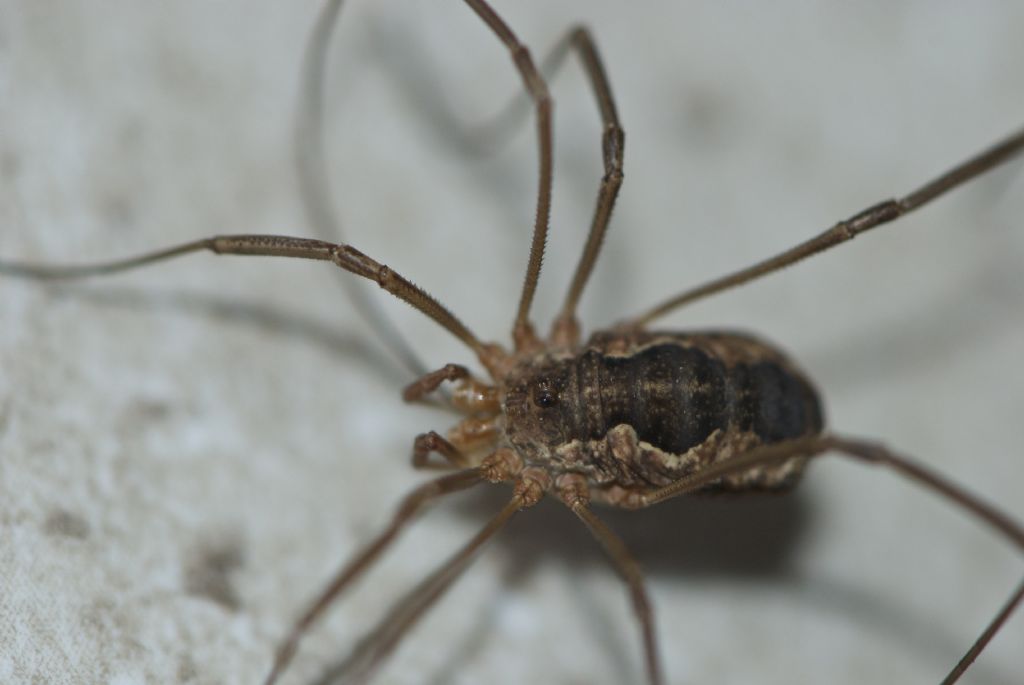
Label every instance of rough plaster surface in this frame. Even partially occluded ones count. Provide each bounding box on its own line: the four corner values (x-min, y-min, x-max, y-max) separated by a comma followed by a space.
2, 2, 1023, 684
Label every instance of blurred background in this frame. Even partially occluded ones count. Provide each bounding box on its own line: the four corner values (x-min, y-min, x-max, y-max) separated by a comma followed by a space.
1, 2, 1023, 683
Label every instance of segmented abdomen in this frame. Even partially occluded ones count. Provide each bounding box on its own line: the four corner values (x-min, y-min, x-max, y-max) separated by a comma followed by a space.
573, 336, 823, 455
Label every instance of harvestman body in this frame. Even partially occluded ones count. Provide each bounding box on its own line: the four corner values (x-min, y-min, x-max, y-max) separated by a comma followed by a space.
3, 2, 1024, 684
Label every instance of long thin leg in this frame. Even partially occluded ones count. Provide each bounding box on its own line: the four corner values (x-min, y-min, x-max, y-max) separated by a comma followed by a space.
551, 28, 625, 348
262, 468, 484, 685
415, 22, 623, 348
296, 0, 426, 377
401, 20, 624, 349
337, 493, 529, 684
0, 234, 494, 365
461, 27, 574, 154
942, 577, 1024, 685
638, 434, 1024, 684
559, 476, 662, 685
640, 436, 1024, 549
461, 0, 553, 351
626, 126, 1024, 327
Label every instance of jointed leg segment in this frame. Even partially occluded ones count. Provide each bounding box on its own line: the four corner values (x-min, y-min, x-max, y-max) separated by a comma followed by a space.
461, 0, 554, 350
402, 364, 470, 403
332, 491, 535, 683
451, 22, 628, 348
273, 461, 547, 685
637, 434, 1024, 685
411, 431, 467, 469
558, 474, 663, 685
0, 234, 490, 363
628, 126, 1024, 326
262, 467, 484, 685
552, 28, 626, 348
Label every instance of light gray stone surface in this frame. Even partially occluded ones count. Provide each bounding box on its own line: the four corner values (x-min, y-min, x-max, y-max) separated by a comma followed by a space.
2, 2, 1023, 684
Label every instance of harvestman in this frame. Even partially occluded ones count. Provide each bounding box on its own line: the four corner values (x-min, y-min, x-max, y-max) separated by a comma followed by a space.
2, 2, 1023, 684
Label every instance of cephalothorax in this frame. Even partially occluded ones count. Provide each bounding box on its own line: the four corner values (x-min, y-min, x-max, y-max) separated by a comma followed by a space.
2, 2, 1023, 684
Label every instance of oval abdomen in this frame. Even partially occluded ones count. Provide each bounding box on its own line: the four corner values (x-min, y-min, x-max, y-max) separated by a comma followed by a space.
573, 334, 823, 455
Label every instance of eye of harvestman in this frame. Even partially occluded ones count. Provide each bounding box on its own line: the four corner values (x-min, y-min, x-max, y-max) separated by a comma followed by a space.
534, 385, 559, 408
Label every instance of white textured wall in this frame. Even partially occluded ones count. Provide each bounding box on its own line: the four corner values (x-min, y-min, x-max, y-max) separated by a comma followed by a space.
2, 2, 1023, 684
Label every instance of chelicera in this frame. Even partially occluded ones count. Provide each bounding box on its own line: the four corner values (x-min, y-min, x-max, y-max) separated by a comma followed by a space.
2, 2, 1023, 684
